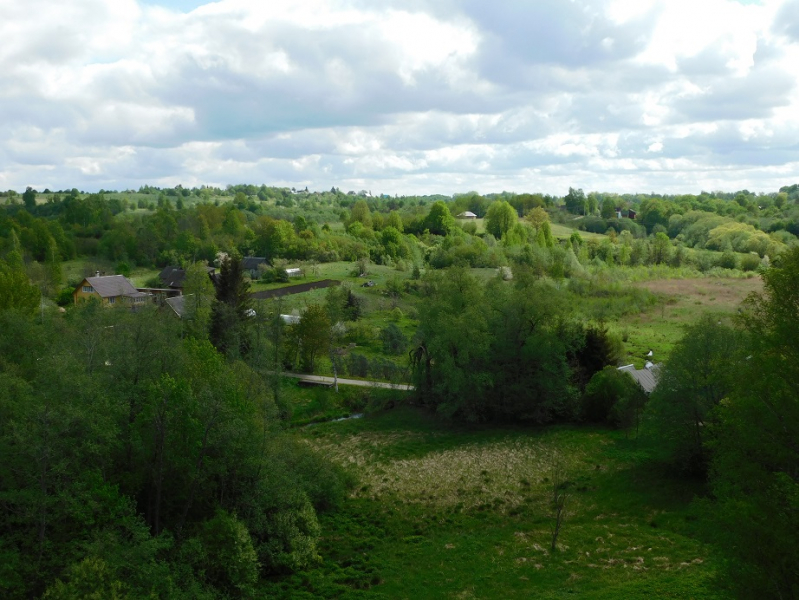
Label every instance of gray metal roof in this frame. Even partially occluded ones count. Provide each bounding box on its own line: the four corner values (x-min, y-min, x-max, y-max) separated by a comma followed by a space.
84, 275, 138, 298
159, 265, 216, 288
159, 266, 186, 288
618, 363, 661, 394
242, 256, 268, 270
165, 294, 187, 318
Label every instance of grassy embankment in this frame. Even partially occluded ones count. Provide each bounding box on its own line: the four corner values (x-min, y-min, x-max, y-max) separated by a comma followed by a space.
261, 403, 729, 599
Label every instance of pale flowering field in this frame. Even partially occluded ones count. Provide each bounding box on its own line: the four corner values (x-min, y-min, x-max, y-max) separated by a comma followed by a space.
289, 407, 729, 599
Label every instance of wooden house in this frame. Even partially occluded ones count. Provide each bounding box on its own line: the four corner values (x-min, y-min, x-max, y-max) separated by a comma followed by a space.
73, 274, 149, 306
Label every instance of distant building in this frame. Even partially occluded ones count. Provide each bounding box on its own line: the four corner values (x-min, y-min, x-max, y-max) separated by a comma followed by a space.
241, 256, 269, 278
617, 363, 661, 394
158, 265, 216, 291
165, 294, 188, 318
73, 274, 149, 306
457, 211, 478, 219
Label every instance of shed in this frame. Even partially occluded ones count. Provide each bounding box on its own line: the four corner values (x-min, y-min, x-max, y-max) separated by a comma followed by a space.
165, 294, 188, 318
241, 256, 269, 278
159, 265, 216, 290
617, 363, 661, 394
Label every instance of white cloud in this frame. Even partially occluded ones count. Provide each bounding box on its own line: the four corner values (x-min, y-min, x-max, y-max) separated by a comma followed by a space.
1, 0, 798, 194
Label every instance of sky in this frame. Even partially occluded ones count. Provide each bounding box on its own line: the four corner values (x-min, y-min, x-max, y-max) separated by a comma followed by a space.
2, 0, 799, 197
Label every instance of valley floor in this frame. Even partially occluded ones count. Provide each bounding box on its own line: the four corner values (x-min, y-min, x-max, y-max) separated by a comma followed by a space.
262, 406, 730, 599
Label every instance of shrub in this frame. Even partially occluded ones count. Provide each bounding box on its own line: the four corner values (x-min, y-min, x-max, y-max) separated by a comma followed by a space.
42, 557, 127, 600
740, 252, 761, 272
194, 510, 259, 597
56, 287, 75, 306
380, 323, 408, 355
582, 366, 644, 427
253, 493, 321, 573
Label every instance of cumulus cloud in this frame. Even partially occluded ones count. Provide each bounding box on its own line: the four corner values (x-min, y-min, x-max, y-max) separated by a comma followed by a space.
1, 0, 798, 194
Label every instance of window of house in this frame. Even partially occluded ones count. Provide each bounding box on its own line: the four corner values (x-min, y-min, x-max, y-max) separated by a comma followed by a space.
82, 286, 94, 293
108, 297, 116, 304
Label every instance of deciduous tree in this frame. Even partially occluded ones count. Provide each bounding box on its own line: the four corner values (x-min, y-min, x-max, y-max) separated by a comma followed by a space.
710, 248, 799, 598
646, 315, 742, 474
485, 200, 518, 239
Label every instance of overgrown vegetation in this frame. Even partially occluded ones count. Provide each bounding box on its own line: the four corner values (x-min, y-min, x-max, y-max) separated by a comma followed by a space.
1, 182, 797, 597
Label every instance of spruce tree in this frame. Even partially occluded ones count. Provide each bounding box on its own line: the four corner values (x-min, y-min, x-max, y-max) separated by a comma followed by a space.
209, 252, 252, 359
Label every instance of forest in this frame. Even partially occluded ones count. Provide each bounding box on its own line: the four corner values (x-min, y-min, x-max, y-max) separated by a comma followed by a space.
0, 183, 797, 598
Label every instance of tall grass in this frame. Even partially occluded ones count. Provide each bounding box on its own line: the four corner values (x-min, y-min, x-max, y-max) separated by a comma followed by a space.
264, 408, 730, 598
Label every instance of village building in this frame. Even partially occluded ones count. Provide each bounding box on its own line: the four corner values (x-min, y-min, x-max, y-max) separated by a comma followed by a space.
617, 362, 661, 394
73, 274, 150, 306
158, 265, 217, 291
241, 256, 269, 278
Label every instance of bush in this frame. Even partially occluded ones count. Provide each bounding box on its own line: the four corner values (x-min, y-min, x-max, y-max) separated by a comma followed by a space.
345, 353, 370, 378
193, 510, 259, 597
42, 557, 127, 600
254, 494, 321, 573
144, 275, 163, 288
115, 262, 131, 278
56, 287, 75, 306
740, 252, 761, 272
261, 267, 290, 283
582, 366, 645, 427
380, 323, 408, 355
717, 249, 738, 270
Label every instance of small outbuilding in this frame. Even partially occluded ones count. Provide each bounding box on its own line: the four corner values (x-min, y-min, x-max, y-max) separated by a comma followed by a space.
457, 211, 478, 219
241, 256, 269, 278
159, 265, 217, 290
617, 363, 661, 394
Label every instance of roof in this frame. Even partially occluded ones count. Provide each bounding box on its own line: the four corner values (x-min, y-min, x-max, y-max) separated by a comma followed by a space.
618, 363, 661, 394
159, 265, 216, 288
165, 294, 187, 318
242, 256, 268, 270
83, 275, 138, 298
457, 211, 477, 218
159, 266, 186, 288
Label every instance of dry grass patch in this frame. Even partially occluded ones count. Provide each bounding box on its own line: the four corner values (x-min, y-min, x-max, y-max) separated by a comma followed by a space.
310, 430, 608, 513
631, 276, 762, 311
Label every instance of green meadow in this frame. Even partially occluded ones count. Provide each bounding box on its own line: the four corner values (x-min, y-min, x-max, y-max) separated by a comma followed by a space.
262, 403, 728, 599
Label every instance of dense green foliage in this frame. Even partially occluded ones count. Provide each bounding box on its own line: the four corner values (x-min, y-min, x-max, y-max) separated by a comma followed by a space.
2, 181, 799, 597
0, 306, 347, 598
708, 248, 799, 598
411, 267, 621, 422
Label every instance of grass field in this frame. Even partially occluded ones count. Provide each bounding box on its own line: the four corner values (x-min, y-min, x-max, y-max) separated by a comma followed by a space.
550, 222, 608, 241
617, 276, 762, 366
262, 405, 729, 599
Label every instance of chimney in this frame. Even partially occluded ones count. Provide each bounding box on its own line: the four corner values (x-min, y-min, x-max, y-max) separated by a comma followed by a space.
96, 271, 100, 277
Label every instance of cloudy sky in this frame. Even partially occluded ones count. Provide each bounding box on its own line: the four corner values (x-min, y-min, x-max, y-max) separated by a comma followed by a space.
2, 0, 799, 196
